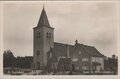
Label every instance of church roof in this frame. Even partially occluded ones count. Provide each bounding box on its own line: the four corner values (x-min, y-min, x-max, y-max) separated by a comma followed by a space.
53, 42, 104, 58
37, 7, 50, 27
78, 44, 104, 57
53, 42, 74, 58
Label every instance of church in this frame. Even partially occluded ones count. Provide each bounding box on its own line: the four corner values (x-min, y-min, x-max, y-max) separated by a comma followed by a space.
31, 7, 105, 73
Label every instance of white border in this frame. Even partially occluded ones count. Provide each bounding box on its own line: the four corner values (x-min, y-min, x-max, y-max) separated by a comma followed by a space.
0, 1, 120, 79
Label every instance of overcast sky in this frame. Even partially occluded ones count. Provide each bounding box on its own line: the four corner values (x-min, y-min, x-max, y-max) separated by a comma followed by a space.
3, 2, 119, 57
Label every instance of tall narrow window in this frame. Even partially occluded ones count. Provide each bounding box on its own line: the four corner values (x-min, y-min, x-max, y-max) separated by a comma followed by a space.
36, 50, 40, 56
38, 32, 41, 38
49, 33, 51, 39
50, 53, 52, 59
47, 32, 49, 38
36, 32, 38, 38
78, 50, 82, 55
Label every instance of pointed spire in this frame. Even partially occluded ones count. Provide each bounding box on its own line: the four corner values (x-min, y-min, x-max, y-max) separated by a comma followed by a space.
37, 5, 50, 27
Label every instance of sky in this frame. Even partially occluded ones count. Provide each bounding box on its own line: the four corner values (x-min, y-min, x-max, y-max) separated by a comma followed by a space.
3, 2, 119, 57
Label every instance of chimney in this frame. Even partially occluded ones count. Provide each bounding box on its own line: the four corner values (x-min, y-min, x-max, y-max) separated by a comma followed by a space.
67, 44, 70, 58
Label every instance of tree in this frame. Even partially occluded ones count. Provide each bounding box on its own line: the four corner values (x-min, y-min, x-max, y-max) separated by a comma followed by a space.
3, 50, 16, 67
3, 50, 33, 69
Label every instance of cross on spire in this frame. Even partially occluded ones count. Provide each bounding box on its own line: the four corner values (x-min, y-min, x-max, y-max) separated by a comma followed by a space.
37, 5, 50, 27
43, 3, 45, 9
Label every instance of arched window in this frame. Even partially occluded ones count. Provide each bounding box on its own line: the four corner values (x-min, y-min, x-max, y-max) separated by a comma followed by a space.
47, 32, 49, 38
50, 53, 52, 59
78, 50, 82, 55
36, 50, 40, 56
49, 33, 51, 39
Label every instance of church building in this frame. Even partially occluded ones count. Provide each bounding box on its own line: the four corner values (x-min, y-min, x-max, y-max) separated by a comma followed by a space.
32, 7, 105, 73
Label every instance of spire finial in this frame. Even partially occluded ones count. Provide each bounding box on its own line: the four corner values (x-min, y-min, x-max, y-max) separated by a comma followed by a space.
75, 39, 78, 45
43, 3, 45, 10
37, 3, 50, 27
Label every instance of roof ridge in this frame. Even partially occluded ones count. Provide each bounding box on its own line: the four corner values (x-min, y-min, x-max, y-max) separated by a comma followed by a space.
79, 43, 94, 48
54, 42, 74, 46
80, 44, 104, 57
79, 44, 91, 56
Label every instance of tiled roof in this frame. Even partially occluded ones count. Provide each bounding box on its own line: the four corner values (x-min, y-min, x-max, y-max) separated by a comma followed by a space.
79, 44, 104, 57
53, 42, 104, 57
53, 42, 74, 58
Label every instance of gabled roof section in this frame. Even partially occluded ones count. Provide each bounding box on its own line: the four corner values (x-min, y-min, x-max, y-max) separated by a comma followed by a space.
37, 7, 50, 27
51, 42, 104, 59
53, 42, 74, 58
79, 44, 104, 57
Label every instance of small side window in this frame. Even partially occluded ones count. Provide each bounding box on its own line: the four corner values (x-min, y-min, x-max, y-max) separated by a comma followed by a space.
82, 58, 88, 62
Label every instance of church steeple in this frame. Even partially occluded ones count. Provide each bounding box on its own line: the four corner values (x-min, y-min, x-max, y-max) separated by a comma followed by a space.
37, 6, 50, 27
33, 5, 54, 70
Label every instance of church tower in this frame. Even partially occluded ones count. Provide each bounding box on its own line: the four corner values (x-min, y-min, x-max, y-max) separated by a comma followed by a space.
32, 7, 54, 70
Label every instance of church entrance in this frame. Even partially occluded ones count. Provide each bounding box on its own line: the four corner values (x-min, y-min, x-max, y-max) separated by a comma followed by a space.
37, 62, 40, 70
